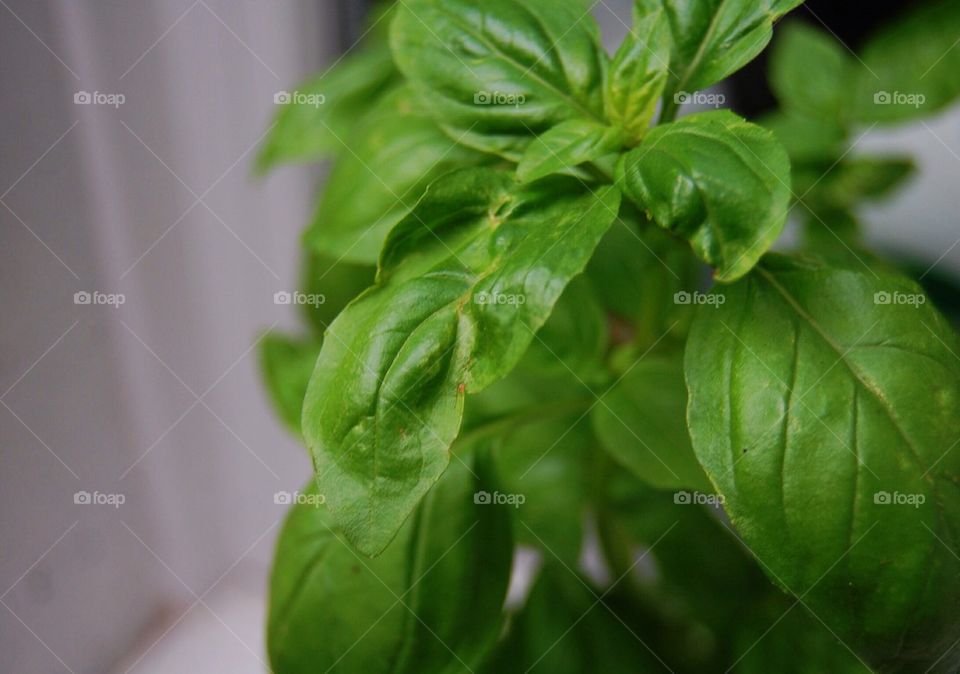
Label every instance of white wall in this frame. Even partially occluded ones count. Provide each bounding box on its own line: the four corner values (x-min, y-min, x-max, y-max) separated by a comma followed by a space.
0, 1, 341, 671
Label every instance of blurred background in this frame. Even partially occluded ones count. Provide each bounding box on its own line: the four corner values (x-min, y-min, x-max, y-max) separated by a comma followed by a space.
0, 1, 957, 672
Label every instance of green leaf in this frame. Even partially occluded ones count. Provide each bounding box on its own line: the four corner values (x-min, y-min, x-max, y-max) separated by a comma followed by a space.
268, 450, 513, 673
259, 334, 321, 434
617, 110, 791, 282
604, 472, 870, 671
604, 6, 672, 142
594, 355, 710, 491
482, 565, 665, 674
302, 168, 621, 555
641, 0, 804, 100
520, 277, 610, 384
852, 0, 960, 125
460, 362, 596, 564
390, 0, 607, 160
685, 253, 960, 671
586, 215, 701, 342
796, 157, 915, 213
760, 109, 848, 165
300, 251, 375, 335
257, 29, 397, 170
770, 22, 855, 121
517, 120, 626, 184
305, 86, 487, 264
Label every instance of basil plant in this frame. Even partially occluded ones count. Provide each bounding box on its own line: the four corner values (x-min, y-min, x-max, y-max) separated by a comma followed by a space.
258, 0, 960, 671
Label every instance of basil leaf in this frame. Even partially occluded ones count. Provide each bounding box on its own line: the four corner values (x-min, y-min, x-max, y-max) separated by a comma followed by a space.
796, 157, 915, 213
594, 355, 710, 491
685, 253, 960, 671
641, 0, 804, 100
517, 120, 626, 184
259, 334, 321, 434
302, 168, 621, 554
306, 86, 486, 264
300, 251, 375, 335
498, 412, 592, 564
760, 109, 848, 165
483, 565, 665, 674
617, 110, 791, 282
390, 0, 607, 160
586, 216, 701, 341
521, 277, 609, 384
604, 6, 672, 143
257, 28, 397, 170
605, 472, 869, 671
852, 0, 960, 125
770, 22, 855, 122
268, 451, 512, 673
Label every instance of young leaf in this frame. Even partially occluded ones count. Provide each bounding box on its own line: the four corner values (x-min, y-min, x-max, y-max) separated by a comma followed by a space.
305, 86, 487, 264
268, 451, 512, 674
770, 22, 855, 121
617, 110, 791, 282
685, 253, 960, 671
259, 334, 321, 434
852, 0, 960, 125
604, 5, 672, 143
516, 120, 626, 184
302, 168, 621, 555
641, 0, 804, 102
257, 32, 397, 170
390, 0, 607, 160
593, 355, 710, 491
